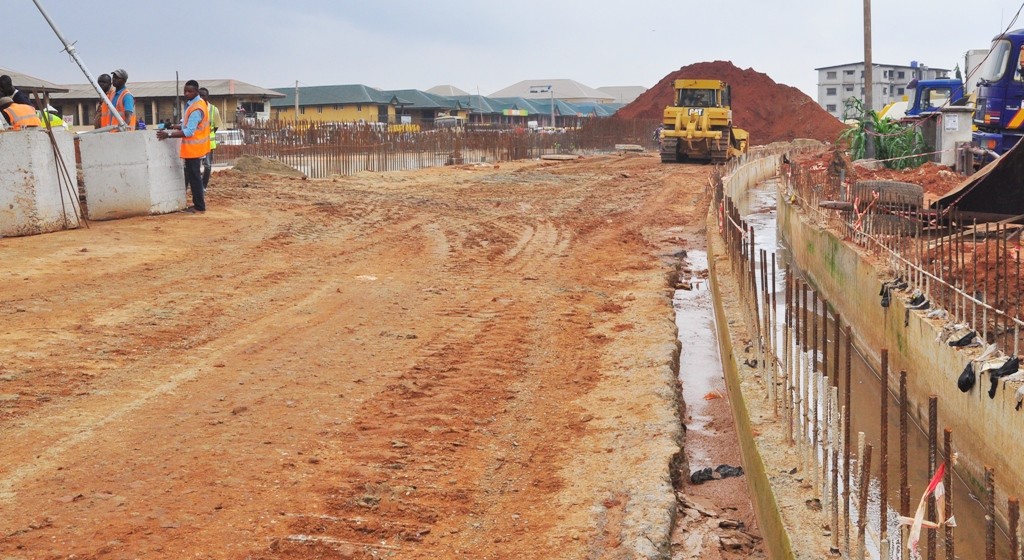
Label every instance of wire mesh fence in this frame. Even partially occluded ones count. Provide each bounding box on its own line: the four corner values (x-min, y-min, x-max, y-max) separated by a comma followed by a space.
214, 118, 662, 178
784, 156, 1024, 355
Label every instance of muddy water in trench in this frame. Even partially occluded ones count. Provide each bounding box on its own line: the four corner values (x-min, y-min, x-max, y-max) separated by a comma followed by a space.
735, 178, 1009, 559
674, 249, 723, 470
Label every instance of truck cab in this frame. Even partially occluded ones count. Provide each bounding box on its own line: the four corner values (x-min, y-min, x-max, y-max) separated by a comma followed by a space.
905, 79, 965, 117
973, 28, 1024, 154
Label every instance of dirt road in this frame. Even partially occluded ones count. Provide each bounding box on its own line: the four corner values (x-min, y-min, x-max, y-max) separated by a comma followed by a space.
0, 154, 753, 559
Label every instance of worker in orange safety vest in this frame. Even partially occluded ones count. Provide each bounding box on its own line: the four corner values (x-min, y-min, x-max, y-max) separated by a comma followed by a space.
1, 97, 42, 130
156, 80, 209, 213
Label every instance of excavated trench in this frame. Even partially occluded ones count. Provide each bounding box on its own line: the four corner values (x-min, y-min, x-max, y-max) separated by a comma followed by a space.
732, 174, 1010, 558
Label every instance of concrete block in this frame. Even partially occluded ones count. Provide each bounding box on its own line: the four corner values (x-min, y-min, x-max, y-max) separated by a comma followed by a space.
0, 129, 81, 237
78, 131, 186, 220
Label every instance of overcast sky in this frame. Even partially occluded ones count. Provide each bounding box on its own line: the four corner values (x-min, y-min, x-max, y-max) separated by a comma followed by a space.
7, 0, 1024, 100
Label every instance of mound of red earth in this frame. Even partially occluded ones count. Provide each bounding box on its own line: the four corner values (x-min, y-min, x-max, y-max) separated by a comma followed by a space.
616, 60, 847, 145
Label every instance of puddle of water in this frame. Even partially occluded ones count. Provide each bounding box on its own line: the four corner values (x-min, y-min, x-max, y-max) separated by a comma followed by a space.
734, 176, 1010, 559
673, 249, 722, 469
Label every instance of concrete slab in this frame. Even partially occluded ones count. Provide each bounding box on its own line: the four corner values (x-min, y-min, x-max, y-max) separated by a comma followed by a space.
0, 129, 81, 237
78, 131, 186, 220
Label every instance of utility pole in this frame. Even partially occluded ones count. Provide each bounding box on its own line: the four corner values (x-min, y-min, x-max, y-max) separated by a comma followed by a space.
294, 80, 300, 120
529, 84, 555, 128
550, 88, 555, 129
863, 0, 876, 158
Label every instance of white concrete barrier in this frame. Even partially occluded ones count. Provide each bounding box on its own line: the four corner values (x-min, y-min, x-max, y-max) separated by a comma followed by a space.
0, 129, 81, 237
78, 131, 186, 220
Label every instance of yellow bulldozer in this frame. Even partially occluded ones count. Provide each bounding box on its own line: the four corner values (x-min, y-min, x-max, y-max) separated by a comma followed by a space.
659, 79, 749, 163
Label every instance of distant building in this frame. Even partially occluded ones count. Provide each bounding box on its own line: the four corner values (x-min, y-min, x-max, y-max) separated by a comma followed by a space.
0, 66, 68, 96
815, 61, 950, 119
50, 78, 283, 128
597, 86, 647, 104
381, 89, 469, 125
426, 84, 471, 97
270, 84, 406, 123
489, 79, 616, 104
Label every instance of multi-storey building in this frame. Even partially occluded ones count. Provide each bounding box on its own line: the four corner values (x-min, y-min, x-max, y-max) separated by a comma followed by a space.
815, 61, 950, 119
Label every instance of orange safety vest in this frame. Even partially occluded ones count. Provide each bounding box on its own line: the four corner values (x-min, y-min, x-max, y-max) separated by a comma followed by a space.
98, 89, 115, 127
180, 98, 210, 159
106, 88, 136, 131
3, 103, 42, 130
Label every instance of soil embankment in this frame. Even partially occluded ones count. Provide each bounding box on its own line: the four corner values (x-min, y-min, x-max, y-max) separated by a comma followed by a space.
617, 60, 847, 145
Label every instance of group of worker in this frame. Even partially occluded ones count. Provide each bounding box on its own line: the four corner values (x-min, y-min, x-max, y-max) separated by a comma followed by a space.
2, 69, 221, 214
0, 74, 65, 130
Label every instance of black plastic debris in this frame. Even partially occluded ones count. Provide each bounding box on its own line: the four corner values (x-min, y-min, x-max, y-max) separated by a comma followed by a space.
949, 331, 977, 347
988, 357, 1020, 399
690, 467, 715, 485
957, 362, 975, 393
690, 464, 745, 485
715, 464, 744, 478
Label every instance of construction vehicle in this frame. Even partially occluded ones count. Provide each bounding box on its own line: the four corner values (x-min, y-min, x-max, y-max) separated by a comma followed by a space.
659, 79, 748, 163
878, 78, 966, 122
973, 28, 1024, 156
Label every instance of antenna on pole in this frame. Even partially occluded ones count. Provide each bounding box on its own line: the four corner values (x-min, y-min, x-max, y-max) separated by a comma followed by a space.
32, 0, 127, 130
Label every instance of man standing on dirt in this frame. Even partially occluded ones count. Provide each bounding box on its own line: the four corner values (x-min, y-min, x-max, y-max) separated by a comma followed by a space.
109, 69, 136, 130
94, 73, 115, 129
156, 80, 209, 213
198, 87, 222, 192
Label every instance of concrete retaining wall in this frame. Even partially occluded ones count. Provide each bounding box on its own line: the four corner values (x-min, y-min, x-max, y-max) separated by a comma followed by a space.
78, 131, 186, 220
709, 152, 796, 559
0, 130, 81, 237
778, 192, 1024, 518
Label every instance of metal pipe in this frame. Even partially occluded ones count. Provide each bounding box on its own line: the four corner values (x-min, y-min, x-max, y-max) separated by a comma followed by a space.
31, 0, 128, 130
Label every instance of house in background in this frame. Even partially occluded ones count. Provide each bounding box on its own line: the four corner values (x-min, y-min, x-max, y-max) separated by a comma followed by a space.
49, 78, 283, 129
380, 89, 468, 125
597, 86, 647, 104
489, 79, 616, 104
270, 85, 402, 123
0, 67, 68, 97
426, 84, 471, 98
815, 61, 951, 119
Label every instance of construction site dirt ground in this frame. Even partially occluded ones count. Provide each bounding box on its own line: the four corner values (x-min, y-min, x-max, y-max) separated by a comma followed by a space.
0, 155, 765, 559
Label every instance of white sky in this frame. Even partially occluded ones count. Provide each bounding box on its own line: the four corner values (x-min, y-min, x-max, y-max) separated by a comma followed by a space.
7, 0, 1024, 99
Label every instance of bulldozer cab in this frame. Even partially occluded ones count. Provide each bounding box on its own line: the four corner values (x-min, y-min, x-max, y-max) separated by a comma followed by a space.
677, 88, 718, 108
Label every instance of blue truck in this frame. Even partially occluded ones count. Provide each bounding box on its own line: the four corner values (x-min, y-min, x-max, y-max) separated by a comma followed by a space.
973, 28, 1024, 155
905, 78, 965, 117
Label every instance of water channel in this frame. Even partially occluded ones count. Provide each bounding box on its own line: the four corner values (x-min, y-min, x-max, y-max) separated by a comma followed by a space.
725, 176, 1011, 558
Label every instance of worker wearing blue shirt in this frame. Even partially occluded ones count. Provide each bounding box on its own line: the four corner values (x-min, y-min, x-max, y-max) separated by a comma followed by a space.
109, 69, 136, 130
156, 80, 210, 213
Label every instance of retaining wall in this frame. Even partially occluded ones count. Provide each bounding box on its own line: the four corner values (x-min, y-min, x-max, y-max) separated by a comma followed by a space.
707, 152, 798, 559
78, 131, 186, 220
0, 130, 80, 237
778, 187, 1024, 520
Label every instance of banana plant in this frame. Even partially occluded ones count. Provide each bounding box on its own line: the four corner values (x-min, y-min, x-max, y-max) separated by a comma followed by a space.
838, 97, 928, 170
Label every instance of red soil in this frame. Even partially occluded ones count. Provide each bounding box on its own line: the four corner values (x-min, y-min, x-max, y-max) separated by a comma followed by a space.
617, 60, 848, 145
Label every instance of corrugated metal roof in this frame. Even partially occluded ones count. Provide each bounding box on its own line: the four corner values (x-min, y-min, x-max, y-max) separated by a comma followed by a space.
270, 84, 396, 107
489, 97, 545, 115
382, 89, 462, 110
426, 84, 471, 97
50, 78, 283, 100
0, 67, 68, 93
489, 79, 615, 102
596, 86, 647, 104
